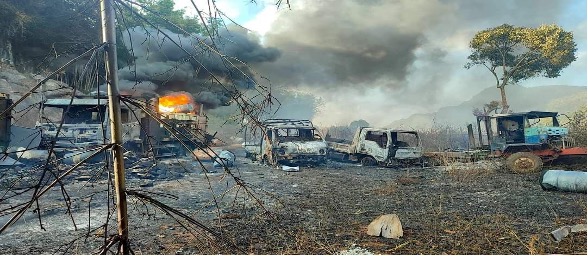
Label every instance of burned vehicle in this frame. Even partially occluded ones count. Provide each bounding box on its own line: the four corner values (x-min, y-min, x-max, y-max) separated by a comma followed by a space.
327, 127, 423, 167
474, 111, 587, 173
244, 119, 327, 166
36, 96, 140, 152
140, 92, 210, 158
35, 91, 210, 159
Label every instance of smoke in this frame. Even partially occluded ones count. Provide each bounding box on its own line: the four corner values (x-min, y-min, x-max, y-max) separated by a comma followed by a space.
118, 26, 280, 108
255, 0, 449, 89
117, 80, 158, 97
250, 0, 584, 126
193, 91, 225, 109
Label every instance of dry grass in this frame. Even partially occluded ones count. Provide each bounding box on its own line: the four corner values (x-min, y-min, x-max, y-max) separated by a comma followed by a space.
372, 183, 397, 196
445, 162, 497, 182
397, 174, 421, 185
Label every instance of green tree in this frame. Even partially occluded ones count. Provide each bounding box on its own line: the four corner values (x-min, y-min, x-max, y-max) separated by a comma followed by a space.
465, 24, 577, 113
0, 0, 101, 68
119, 0, 204, 35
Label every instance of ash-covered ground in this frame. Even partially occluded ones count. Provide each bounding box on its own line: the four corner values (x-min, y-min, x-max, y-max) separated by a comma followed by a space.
0, 149, 586, 254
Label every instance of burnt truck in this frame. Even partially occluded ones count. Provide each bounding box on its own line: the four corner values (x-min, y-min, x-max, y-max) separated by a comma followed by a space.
243, 119, 328, 166
140, 92, 210, 157
35, 92, 209, 159
36, 97, 139, 151
473, 111, 586, 173
327, 127, 423, 167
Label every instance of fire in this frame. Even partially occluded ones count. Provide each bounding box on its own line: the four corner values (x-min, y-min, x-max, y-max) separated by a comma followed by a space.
158, 92, 196, 113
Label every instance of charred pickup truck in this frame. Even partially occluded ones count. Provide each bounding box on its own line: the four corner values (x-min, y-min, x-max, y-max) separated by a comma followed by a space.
243, 119, 327, 166
327, 127, 423, 167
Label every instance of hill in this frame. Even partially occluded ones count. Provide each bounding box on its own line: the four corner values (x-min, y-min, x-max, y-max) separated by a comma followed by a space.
388, 85, 587, 130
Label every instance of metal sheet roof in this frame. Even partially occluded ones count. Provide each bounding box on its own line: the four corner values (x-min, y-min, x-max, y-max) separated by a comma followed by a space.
362, 128, 418, 134
44, 98, 109, 106
489, 111, 558, 118
262, 119, 315, 129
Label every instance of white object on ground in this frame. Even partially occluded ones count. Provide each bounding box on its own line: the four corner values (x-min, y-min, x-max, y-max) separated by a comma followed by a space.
550, 224, 587, 242
213, 150, 236, 167
540, 170, 587, 193
366, 214, 403, 239
282, 165, 300, 172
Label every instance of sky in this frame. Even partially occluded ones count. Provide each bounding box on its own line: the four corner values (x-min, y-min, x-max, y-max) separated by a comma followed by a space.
174, 0, 587, 127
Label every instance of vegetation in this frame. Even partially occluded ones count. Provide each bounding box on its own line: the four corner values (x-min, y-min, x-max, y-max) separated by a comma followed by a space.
465, 24, 577, 113
117, 0, 206, 35
324, 120, 371, 142
0, 0, 100, 68
472, 100, 501, 116
418, 125, 469, 151
0, 0, 208, 72
563, 106, 587, 147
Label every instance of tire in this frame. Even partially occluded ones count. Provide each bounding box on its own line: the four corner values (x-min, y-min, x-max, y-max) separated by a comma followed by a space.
360, 156, 377, 166
506, 152, 543, 174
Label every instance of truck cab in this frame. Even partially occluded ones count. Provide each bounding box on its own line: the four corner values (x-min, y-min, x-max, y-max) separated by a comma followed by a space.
475, 111, 586, 173
476, 111, 571, 154
244, 119, 327, 166
36, 96, 140, 154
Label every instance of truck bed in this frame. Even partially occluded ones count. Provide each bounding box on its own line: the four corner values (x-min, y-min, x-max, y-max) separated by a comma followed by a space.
327, 141, 352, 154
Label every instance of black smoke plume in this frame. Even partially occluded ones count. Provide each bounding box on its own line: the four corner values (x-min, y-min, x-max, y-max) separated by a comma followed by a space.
118, 26, 280, 108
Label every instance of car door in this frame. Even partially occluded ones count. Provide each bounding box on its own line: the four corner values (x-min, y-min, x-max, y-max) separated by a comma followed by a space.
358, 129, 388, 162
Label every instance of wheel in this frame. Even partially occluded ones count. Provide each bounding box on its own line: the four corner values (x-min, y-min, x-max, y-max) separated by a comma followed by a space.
360, 156, 377, 166
506, 152, 543, 174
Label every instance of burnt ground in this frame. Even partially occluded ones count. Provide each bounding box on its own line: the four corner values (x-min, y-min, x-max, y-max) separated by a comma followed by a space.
0, 151, 586, 255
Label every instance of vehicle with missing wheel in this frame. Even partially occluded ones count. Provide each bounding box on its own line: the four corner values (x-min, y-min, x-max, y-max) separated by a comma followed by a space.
326, 127, 423, 167
243, 119, 328, 166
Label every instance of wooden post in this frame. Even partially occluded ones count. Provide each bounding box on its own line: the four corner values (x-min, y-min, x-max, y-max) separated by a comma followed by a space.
467, 124, 476, 150
100, 0, 129, 253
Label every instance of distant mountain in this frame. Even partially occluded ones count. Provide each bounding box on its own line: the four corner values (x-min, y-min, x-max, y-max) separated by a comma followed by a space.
387, 85, 587, 130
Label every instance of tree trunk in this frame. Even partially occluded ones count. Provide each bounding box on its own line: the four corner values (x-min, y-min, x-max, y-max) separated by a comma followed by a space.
499, 85, 509, 113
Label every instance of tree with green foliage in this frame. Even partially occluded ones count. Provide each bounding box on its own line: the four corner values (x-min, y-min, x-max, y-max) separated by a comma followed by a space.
119, 0, 205, 35
465, 24, 577, 113
0, 0, 210, 69
0, 0, 101, 68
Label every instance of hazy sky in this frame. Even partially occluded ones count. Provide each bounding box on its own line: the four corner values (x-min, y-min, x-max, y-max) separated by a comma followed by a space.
175, 0, 587, 127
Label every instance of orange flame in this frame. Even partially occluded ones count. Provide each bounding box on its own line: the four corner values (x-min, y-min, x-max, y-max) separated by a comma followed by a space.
158, 92, 195, 113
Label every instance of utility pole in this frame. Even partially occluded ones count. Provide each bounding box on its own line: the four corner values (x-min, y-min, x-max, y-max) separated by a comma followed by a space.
100, 0, 129, 253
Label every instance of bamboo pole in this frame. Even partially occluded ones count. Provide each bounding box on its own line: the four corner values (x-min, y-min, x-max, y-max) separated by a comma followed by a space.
100, 0, 129, 254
